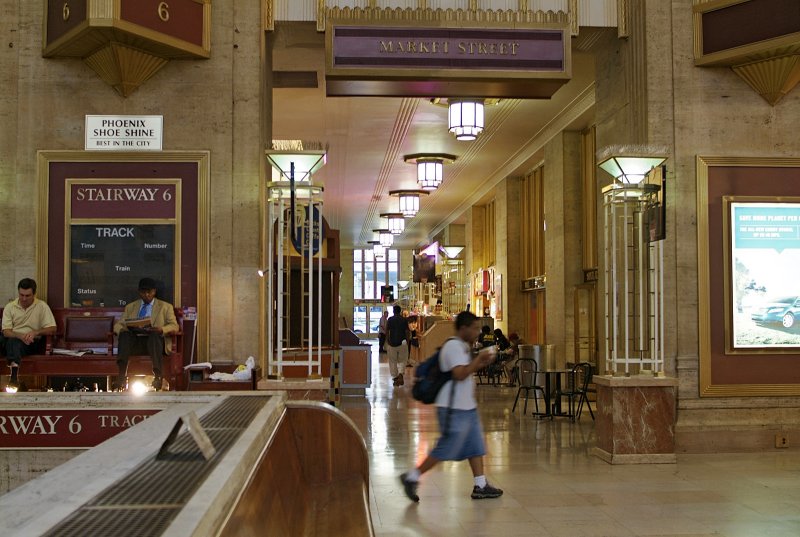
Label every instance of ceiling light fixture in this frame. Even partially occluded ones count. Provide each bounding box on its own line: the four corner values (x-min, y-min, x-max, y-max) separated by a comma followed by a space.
368, 240, 386, 258
389, 189, 429, 217
448, 99, 484, 141
381, 212, 405, 235
403, 153, 457, 191
374, 228, 394, 247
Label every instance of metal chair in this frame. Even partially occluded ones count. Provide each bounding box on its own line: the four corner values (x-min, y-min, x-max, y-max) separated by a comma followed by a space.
511, 358, 545, 414
559, 362, 594, 421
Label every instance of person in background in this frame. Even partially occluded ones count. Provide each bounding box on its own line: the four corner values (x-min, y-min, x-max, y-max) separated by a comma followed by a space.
406, 315, 419, 367
502, 332, 522, 387
114, 277, 178, 391
400, 310, 503, 502
385, 304, 410, 386
1, 278, 57, 389
378, 310, 389, 354
479, 324, 495, 348
493, 328, 510, 352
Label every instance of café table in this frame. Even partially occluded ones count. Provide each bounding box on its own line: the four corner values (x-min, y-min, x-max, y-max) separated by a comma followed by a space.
532, 368, 573, 419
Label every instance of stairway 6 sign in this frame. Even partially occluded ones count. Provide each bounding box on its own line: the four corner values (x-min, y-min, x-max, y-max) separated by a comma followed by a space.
290, 205, 325, 257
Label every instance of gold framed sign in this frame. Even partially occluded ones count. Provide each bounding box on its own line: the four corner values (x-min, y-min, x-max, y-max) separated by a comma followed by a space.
697, 156, 800, 396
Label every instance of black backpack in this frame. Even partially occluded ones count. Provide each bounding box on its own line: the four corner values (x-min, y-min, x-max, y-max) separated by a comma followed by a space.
411, 339, 456, 404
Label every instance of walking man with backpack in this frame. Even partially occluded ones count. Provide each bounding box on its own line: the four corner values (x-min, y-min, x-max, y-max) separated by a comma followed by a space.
400, 310, 503, 502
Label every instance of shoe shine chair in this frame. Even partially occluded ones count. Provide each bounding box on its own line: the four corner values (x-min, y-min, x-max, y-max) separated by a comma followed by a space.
511, 358, 545, 415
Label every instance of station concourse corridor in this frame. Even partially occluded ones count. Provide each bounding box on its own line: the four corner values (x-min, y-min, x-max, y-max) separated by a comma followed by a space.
339, 342, 800, 537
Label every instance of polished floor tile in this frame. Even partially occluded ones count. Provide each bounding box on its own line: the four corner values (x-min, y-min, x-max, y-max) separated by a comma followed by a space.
339, 342, 800, 537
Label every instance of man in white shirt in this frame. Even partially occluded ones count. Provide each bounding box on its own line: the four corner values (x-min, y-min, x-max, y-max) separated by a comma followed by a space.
2, 278, 57, 387
400, 310, 503, 501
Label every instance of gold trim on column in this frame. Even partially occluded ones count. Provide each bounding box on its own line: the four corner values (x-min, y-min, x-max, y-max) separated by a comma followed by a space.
569, 0, 579, 36
581, 126, 597, 273
37, 150, 211, 362
616, 0, 629, 38
265, 0, 275, 31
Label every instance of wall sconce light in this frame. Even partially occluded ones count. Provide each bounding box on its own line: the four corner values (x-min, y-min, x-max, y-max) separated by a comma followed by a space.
256, 268, 266, 277
397, 280, 410, 289
597, 145, 668, 185
265, 141, 327, 182
404, 153, 457, 191
448, 99, 484, 141
389, 189, 429, 217
440, 246, 464, 258
374, 228, 394, 247
381, 212, 405, 235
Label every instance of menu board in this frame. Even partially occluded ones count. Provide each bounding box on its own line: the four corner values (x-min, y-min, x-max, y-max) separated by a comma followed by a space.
69, 224, 175, 307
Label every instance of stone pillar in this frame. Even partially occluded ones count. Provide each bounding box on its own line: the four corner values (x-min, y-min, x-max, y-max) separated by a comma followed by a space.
543, 131, 583, 364
591, 375, 678, 464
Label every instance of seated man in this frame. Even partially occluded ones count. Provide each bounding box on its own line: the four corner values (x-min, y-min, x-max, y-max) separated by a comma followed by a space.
113, 277, 178, 391
1, 278, 57, 388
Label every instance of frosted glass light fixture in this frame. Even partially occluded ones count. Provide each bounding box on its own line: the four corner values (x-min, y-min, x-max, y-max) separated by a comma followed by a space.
368, 240, 386, 258
374, 228, 394, 247
382, 213, 405, 235
404, 153, 457, 192
389, 190, 429, 217
597, 145, 668, 185
448, 99, 484, 141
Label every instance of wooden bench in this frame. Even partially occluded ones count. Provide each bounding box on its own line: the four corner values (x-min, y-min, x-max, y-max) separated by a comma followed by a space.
1, 306, 185, 391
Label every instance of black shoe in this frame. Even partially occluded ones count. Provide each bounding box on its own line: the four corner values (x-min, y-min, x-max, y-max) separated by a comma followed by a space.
394, 374, 404, 387
9, 364, 19, 384
471, 483, 503, 499
151, 377, 163, 391
400, 473, 419, 502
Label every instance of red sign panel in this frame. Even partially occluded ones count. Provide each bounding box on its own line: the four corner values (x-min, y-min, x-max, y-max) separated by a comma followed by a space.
0, 409, 161, 449
70, 182, 177, 219
121, 0, 205, 48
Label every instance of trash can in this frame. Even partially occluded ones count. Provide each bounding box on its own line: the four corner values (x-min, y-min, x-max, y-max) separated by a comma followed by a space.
518, 344, 535, 360
531, 344, 556, 370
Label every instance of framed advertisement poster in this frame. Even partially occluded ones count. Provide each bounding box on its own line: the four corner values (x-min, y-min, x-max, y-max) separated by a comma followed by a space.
698, 156, 800, 396
726, 199, 800, 350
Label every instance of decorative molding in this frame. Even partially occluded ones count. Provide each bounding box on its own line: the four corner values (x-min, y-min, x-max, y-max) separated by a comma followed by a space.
265, 0, 275, 31
569, 0, 578, 36
732, 54, 800, 106
617, 0, 628, 38
83, 42, 169, 98
43, 0, 211, 97
693, 0, 800, 106
317, 6, 568, 32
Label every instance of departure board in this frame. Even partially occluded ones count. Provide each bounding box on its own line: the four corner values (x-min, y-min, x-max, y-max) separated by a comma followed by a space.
69, 224, 175, 307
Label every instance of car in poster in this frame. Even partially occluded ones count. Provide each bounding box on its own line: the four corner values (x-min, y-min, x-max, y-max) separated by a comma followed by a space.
751, 296, 800, 328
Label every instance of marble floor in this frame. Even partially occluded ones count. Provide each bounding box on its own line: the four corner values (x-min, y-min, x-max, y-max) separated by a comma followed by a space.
339, 343, 800, 537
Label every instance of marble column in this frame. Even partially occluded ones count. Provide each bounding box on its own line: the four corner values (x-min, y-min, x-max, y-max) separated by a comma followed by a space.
591, 375, 678, 464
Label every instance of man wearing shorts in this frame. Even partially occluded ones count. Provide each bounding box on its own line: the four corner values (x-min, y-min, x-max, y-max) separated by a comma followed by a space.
400, 310, 503, 501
